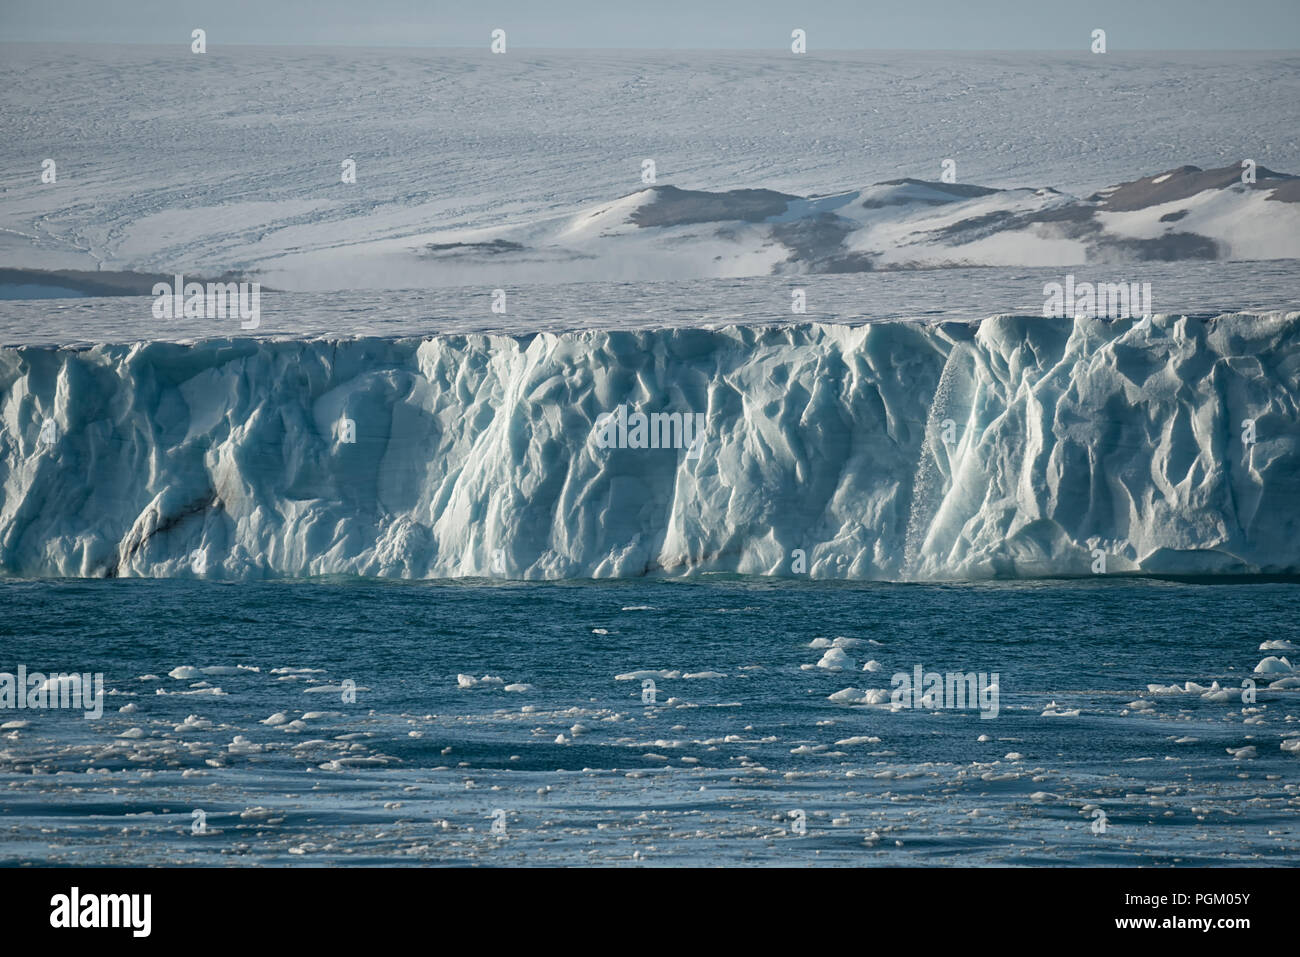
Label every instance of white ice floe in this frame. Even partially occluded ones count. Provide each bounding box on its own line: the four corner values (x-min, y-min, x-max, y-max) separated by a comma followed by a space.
827, 687, 890, 705
1148, 680, 1220, 694
155, 686, 226, 696
816, 648, 854, 671
1254, 656, 1294, 674
173, 715, 212, 732
615, 670, 681, 681
456, 674, 504, 689
1041, 702, 1080, 717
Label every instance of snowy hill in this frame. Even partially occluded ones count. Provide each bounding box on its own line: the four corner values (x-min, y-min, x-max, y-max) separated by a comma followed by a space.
279, 163, 1298, 288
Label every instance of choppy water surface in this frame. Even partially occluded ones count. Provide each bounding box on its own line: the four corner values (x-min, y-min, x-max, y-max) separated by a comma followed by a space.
1, 576, 1297, 866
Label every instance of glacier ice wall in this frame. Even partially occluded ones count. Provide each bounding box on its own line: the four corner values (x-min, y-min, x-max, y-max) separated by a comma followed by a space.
2, 313, 1298, 580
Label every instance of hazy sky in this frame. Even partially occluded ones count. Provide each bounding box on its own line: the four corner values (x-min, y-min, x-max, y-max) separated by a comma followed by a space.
3, 0, 1298, 49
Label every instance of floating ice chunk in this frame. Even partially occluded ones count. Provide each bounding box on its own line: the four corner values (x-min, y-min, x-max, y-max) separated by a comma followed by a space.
200, 665, 260, 675
827, 687, 889, 705
1281, 738, 1300, 754
828, 687, 864, 703
118, 703, 138, 714
683, 671, 726, 679
1255, 656, 1293, 674
1005, 752, 1024, 761
1041, 703, 1080, 717
831, 637, 863, 649
1148, 681, 1213, 694
834, 735, 881, 746
228, 735, 263, 754
1200, 682, 1233, 702
1268, 676, 1300, 689
1260, 639, 1297, 651
261, 712, 289, 725
816, 647, 853, 671
809, 638, 832, 648
117, 727, 144, 739
615, 670, 681, 680
862, 660, 882, 672
168, 666, 201, 680
155, 686, 227, 696
504, 683, 534, 692
790, 745, 827, 755
1, 720, 29, 729
174, 715, 212, 731
1226, 745, 1257, 759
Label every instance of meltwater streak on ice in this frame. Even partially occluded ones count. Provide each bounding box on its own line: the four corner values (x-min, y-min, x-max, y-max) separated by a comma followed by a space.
1, 312, 1298, 580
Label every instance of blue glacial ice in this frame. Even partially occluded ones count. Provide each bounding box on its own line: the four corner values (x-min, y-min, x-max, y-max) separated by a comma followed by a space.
1, 312, 1298, 580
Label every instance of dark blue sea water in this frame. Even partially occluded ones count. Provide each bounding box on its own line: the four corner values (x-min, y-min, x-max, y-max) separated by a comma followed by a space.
1, 577, 1297, 866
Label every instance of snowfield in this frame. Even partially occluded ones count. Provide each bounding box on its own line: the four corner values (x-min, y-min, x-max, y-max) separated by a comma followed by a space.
289, 164, 1299, 288
2, 46, 1299, 289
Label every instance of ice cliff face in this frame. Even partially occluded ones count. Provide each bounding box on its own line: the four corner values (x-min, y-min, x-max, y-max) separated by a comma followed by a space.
2, 312, 1298, 580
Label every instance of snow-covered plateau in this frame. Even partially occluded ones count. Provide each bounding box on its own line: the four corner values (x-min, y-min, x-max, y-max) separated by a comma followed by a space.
4, 47, 1299, 290
2, 310, 1298, 580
